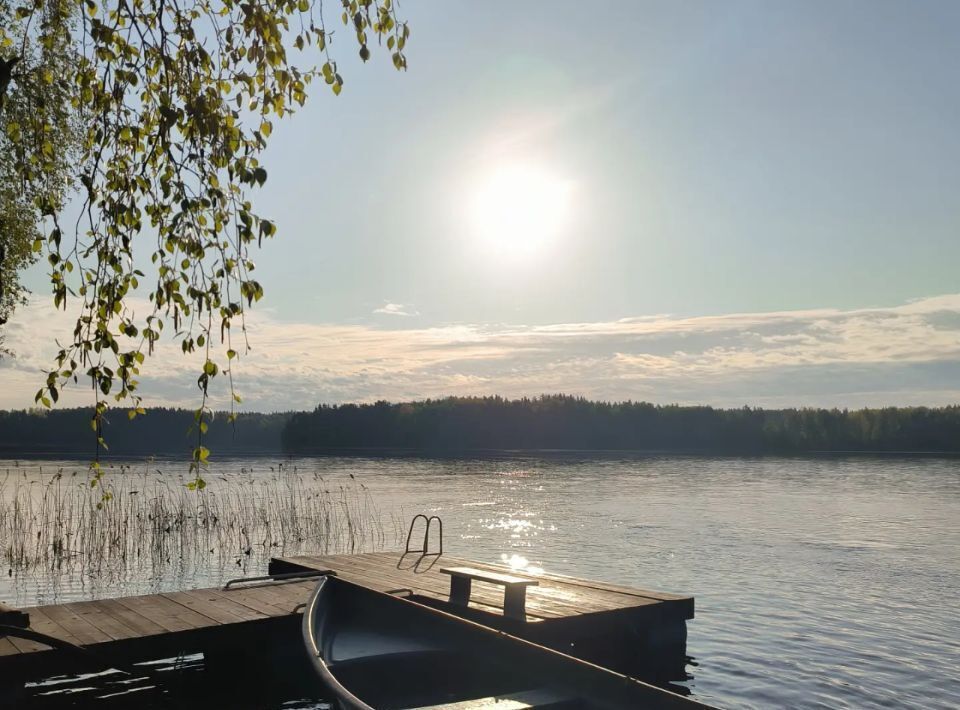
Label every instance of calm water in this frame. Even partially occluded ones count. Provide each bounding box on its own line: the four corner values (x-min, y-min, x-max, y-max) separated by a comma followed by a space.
2, 455, 959, 709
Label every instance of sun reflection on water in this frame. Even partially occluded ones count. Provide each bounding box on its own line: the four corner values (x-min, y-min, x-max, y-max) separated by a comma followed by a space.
500, 552, 544, 575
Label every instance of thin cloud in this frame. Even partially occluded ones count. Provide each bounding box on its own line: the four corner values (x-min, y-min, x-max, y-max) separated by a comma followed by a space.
373, 302, 419, 317
2, 294, 959, 411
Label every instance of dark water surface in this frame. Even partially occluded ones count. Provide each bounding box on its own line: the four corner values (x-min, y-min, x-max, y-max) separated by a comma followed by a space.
2, 455, 958, 709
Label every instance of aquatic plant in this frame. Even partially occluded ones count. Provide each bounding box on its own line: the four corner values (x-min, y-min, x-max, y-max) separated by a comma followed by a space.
0, 465, 402, 596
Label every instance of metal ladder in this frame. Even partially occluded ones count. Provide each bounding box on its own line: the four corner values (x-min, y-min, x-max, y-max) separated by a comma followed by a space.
404, 513, 443, 557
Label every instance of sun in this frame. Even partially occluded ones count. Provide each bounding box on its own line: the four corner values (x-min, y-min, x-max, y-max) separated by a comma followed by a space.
468, 163, 573, 260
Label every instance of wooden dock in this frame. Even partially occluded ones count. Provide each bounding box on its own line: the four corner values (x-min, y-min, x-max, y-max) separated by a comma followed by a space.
0, 574, 320, 679
271, 552, 694, 678
0, 551, 695, 693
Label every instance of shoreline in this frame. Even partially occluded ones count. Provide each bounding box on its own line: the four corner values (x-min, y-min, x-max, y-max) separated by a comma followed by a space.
2, 447, 958, 462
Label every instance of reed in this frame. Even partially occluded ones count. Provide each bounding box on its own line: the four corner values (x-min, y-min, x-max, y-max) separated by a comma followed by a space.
0, 465, 402, 589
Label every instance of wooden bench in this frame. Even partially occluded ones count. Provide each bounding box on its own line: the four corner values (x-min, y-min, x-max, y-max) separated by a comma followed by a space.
440, 567, 538, 621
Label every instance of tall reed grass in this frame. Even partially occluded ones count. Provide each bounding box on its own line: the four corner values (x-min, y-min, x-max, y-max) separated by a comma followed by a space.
0, 464, 403, 594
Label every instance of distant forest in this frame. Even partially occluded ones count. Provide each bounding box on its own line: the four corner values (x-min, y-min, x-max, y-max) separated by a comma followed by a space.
282, 396, 959, 454
0, 408, 289, 456
0, 396, 958, 457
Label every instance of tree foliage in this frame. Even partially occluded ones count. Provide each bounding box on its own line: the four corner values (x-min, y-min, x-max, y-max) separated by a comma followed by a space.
0, 0, 77, 332
282, 395, 960, 454
0, 406, 289, 454
3, 397, 957, 456
0, 0, 409, 488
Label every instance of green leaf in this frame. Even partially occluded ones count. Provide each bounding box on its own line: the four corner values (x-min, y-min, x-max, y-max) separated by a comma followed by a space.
3, 0, 413, 495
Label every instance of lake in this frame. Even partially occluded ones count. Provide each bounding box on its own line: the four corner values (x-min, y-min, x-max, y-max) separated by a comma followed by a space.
1, 454, 958, 709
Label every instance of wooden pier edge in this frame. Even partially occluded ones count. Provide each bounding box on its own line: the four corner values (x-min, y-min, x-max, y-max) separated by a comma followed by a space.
1, 550, 695, 689
269, 551, 694, 679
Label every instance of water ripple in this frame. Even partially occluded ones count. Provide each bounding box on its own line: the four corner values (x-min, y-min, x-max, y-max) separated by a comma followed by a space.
2, 455, 959, 709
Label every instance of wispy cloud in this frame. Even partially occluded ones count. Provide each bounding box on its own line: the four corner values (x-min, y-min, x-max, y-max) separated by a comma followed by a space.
2, 295, 959, 412
373, 302, 419, 317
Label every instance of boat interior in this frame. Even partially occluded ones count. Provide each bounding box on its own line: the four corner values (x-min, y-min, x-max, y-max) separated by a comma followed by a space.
303, 575, 706, 710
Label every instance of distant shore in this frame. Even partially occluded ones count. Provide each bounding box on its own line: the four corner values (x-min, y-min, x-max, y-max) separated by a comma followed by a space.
2, 446, 958, 462
2, 395, 958, 458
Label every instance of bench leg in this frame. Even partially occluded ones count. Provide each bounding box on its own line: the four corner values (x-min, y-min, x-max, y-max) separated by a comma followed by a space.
503, 587, 528, 621
449, 576, 472, 607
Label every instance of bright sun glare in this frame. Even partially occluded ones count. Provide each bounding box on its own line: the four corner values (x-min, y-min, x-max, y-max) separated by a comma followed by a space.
469, 163, 573, 260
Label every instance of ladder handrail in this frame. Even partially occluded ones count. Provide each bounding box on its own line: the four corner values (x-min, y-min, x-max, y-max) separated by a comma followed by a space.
427, 515, 443, 556
404, 514, 429, 554
404, 514, 443, 556
222, 569, 334, 590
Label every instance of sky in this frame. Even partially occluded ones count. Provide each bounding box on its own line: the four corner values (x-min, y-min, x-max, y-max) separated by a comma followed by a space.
3, 0, 959, 411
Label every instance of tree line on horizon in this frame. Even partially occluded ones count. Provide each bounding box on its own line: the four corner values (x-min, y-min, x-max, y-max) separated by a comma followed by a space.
0, 396, 957, 457
281, 396, 960, 454
0, 408, 289, 457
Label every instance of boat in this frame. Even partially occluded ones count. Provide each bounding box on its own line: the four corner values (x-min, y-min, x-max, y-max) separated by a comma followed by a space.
301, 574, 716, 709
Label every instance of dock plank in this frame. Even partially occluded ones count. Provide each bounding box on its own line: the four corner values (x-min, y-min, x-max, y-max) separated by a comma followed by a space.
378, 551, 678, 607
275, 552, 695, 624
299, 560, 517, 618
59, 600, 143, 641
90, 598, 168, 638
5, 634, 49, 655
113, 593, 217, 633
277, 554, 529, 613
337, 551, 681, 610
36, 603, 112, 646
215, 586, 300, 618
170, 589, 270, 624
437, 554, 690, 602
23, 607, 83, 647
220, 580, 314, 612
279, 553, 625, 620
312, 554, 540, 618
0, 637, 20, 656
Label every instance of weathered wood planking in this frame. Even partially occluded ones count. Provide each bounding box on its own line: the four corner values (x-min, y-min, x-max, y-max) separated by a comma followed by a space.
270, 552, 694, 622
1, 551, 693, 684
0, 578, 317, 663
267, 552, 694, 679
